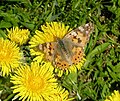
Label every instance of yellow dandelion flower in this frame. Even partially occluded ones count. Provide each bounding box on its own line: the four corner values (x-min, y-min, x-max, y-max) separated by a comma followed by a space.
11, 62, 58, 101
7, 27, 30, 45
52, 87, 74, 101
105, 90, 120, 101
0, 38, 21, 76
29, 22, 86, 76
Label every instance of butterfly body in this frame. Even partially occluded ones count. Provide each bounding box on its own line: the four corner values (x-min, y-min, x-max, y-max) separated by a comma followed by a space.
56, 38, 73, 65
39, 23, 94, 69
57, 38, 69, 55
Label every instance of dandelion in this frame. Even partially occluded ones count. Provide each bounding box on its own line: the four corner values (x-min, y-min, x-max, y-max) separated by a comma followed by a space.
0, 38, 21, 76
105, 90, 120, 101
11, 62, 58, 101
7, 27, 30, 45
52, 87, 73, 101
29, 22, 85, 76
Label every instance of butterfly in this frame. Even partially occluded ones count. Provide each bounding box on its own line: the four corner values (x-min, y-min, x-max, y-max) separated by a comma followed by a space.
38, 23, 94, 70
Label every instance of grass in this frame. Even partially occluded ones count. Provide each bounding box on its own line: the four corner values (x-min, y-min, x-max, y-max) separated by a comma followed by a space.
0, 0, 120, 101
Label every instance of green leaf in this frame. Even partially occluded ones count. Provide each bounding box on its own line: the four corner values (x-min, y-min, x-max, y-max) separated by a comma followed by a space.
62, 72, 77, 91
20, 22, 35, 30
84, 43, 110, 68
0, 21, 12, 28
87, 43, 110, 59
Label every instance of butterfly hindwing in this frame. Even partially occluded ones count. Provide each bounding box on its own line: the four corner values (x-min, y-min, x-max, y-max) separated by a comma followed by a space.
71, 47, 84, 65
54, 54, 70, 70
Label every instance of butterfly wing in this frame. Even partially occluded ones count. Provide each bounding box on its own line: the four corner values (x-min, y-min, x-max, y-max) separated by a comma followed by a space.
53, 46, 84, 70
38, 40, 73, 69
71, 46, 84, 65
39, 42, 57, 62
56, 22, 93, 67
63, 22, 94, 48
54, 53, 70, 70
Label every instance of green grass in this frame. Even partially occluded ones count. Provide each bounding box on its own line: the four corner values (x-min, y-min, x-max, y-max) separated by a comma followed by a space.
0, 0, 120, 101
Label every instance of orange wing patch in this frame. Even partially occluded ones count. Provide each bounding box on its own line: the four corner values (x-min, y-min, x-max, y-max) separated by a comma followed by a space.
72, 47, 84, 65
54, 54, 70, 70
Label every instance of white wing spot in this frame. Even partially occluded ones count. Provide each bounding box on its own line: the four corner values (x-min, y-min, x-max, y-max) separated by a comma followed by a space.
78, 26, 84, 32
85, 23, 89, 27
71, 31, 77, 36
86, 31, 89, 35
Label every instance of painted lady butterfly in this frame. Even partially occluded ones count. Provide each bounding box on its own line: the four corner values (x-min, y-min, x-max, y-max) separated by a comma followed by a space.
39, 23, 94, 70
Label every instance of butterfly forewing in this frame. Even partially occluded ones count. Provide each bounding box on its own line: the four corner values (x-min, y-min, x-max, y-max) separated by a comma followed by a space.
63, 22, 94, 48
39, 42, 57, 62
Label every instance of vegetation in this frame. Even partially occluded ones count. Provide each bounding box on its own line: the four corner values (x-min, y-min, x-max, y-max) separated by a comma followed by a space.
0, 0, 120, 101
